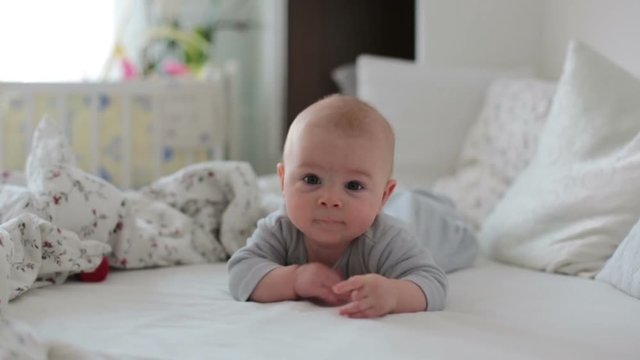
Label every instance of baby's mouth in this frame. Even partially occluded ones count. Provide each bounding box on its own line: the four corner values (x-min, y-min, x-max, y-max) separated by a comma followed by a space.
314, 219, 344, 225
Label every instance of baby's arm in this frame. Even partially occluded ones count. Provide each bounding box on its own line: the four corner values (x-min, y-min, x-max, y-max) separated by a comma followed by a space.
252, 262, 344, 304
250, 265, 299, 302
227, 213, 293, 301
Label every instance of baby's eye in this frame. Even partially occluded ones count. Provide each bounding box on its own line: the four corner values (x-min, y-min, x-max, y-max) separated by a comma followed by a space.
302, 174, 321, 185
345, 181, 364, 191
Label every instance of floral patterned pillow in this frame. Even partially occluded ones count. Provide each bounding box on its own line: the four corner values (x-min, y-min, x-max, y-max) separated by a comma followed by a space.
25, 117, 123, 244
433, 77, 557, 230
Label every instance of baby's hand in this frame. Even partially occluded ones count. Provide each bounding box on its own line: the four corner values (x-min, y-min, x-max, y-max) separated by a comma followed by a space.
294, 263, 345, 306
332, 274, 397, 318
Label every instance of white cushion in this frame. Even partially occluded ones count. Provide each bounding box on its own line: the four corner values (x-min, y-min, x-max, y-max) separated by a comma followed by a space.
331, 63, 357, 96
479, 41, 640, 277
433, 77, 556, 230
596, 217, 640, 299
356, 55, 511, 188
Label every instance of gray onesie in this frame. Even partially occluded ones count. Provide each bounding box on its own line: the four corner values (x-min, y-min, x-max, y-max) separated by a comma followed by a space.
227, 209, 448, 311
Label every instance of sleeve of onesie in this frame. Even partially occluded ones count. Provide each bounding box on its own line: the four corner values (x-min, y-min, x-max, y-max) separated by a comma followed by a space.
371, 225, 449, 311
227, 211, 295, 301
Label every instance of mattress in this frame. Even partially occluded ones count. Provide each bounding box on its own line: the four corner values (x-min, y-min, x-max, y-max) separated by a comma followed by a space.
6, 257, 639, 360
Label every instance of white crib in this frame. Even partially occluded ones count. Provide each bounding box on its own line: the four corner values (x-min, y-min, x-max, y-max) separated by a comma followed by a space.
0, 62, 238, 189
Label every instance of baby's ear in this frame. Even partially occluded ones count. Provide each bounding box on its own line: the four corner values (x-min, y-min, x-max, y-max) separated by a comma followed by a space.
380, 179, 396, 207
277, 163, 285, 192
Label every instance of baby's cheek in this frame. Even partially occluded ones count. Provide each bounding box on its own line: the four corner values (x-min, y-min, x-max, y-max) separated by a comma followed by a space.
349, 208, 378, 234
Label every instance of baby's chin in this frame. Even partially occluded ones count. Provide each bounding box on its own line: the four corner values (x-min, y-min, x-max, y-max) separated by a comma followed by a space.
312, 219, 346, 229
303, 226, 365, 246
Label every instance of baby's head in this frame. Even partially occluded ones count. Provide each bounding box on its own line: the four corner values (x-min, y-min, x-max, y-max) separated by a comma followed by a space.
278, 94, 396, 247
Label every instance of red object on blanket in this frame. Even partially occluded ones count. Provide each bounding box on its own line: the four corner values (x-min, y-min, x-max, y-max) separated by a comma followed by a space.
78, 256, 109, 282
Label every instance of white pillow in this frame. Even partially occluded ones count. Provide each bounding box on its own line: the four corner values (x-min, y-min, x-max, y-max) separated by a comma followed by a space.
331, 63, 357, 96
433, 77, 556, 230
356, 55, 512, 188
479, 41, 640, 277
596, 217, 640, 299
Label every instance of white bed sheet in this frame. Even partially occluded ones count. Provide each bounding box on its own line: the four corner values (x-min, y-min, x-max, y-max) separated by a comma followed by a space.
6, 258, 640, 360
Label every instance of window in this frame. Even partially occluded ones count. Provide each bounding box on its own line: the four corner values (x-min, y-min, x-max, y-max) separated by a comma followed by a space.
0, 0, 115, 82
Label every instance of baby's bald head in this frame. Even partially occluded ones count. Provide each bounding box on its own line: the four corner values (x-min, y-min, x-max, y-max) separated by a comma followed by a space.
283, 94, 395, 178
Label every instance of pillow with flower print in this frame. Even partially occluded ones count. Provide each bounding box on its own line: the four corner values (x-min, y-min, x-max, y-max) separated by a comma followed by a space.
432, 77, 556, 230
25, 117, 123, 244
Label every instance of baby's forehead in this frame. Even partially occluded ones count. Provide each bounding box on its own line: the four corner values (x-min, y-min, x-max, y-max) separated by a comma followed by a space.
303, 101, 389, 138
285, 95, 395, 177
307, 96, 375, 117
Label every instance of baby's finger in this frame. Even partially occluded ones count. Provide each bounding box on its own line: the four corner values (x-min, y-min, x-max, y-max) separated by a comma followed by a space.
350, 288, 367, 302
338, 298, 371, 316
332, 276, 365, 294
317, 286, 340, 305
345, 308, 380, 319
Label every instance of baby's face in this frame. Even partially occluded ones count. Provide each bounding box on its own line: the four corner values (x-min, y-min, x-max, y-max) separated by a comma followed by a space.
279, 125, 395, 249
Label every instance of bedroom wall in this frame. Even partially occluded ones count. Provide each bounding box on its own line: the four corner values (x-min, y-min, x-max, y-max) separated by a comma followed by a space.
415, 0, 543, 72
541, 0, 640, 79
416, 0, 640, 79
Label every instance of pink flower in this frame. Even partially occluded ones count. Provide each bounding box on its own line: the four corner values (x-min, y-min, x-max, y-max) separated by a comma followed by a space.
163, 59, 190, 77
121, 57, 138, 80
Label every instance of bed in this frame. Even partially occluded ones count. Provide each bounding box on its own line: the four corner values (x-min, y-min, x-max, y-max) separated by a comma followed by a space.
2, 36, 640, 360
5, 258, 638, 360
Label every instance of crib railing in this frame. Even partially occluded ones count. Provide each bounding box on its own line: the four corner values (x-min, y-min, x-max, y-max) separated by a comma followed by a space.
0, 62, 238, 189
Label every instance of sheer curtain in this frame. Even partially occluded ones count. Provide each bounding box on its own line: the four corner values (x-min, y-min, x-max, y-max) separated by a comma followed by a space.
0, 0, 115, 82
214, 0, 285, 175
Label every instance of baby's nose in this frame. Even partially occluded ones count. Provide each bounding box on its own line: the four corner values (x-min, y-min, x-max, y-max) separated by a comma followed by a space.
319, 192, 343, 208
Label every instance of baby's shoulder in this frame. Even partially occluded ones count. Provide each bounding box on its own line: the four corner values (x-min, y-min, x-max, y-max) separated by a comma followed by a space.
363, 213, 414, 247
356, 214, 422, 266
259, 208, 290, 226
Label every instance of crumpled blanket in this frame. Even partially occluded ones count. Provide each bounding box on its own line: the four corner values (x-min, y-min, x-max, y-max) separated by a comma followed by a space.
110, 161, 263, 269
0, 213, 109, 311
0, 118, 263, 308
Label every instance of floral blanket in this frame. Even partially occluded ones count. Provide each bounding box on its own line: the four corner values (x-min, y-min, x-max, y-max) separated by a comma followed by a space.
0, 118, 263, 311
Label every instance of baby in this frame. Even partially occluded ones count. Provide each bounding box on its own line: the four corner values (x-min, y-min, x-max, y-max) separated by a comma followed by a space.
228, 94, 447, 318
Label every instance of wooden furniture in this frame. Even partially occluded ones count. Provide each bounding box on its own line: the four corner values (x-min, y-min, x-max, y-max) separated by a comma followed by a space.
286, 0, 415, 133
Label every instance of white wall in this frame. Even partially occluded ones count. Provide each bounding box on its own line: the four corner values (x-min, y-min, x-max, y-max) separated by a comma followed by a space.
416, 0, 543, 72
541, 0, 640, 79
416, 0, 640, 79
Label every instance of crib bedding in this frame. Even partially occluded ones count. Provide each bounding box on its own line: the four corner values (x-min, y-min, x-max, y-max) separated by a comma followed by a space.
5, 257, 639, 360
0, 80, 228, 189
